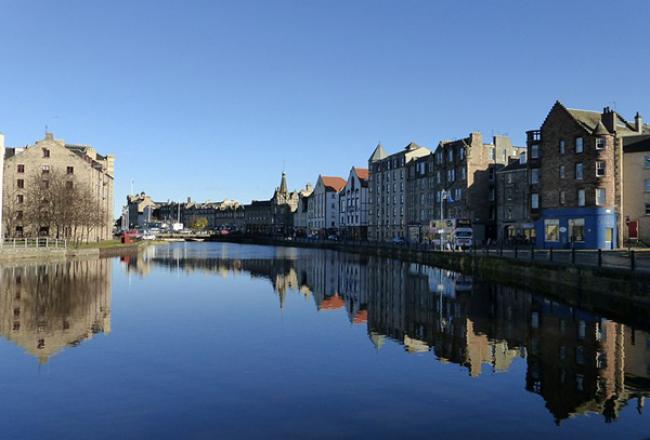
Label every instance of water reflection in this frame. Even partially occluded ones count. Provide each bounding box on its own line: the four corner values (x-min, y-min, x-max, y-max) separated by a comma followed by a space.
139, 245, 650, 425
0, 259, 112, 364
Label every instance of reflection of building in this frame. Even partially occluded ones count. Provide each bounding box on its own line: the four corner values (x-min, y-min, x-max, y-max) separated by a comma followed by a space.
0, 259, 112, 363
142, 243, 650, 423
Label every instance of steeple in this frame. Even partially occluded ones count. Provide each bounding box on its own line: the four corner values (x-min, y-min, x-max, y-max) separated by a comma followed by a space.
369, 142, 387, 162
279, 171, 288, 195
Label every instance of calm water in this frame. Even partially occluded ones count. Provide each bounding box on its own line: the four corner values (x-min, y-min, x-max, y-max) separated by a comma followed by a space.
1, 242, 649, 439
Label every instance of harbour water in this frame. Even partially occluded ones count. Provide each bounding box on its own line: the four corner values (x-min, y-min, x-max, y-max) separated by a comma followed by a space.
0, 242, 648, 439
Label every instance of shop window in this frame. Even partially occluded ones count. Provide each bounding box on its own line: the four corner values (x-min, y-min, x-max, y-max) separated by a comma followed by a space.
569, 218, 585, 242
545, 219, 559, 242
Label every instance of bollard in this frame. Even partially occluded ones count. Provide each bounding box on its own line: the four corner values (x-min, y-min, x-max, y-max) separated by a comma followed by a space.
598, 249, 602, 267
549, 248, 553, 261
531, 243, 534, 261
631, 250, 636, 271
571, 246, 576, 264
514, 244, 518, 259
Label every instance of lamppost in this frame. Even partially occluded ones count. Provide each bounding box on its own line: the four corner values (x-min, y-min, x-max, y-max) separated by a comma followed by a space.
440, 189, 447, 251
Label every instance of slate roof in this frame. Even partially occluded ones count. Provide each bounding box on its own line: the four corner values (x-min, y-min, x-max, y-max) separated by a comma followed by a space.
369, 143, 387, 162
497, 159, 527, 173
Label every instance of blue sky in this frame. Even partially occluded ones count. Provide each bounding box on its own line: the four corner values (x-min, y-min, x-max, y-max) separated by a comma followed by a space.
1, 0, 648, 212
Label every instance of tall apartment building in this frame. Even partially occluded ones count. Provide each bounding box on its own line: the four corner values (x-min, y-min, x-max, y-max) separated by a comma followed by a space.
368, 142, 430, 241
495, 153, 534, 242
3, 132, 114, 240
338, 167, 369, 240
405, 133, 518, 243
527, 101, 649, 249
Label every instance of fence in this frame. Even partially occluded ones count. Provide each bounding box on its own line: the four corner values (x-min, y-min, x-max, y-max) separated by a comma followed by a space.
287, 237, 650, 273
0, 238, 68, 250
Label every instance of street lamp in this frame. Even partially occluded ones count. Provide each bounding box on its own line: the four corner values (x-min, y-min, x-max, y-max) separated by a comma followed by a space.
440, 189, 447, 251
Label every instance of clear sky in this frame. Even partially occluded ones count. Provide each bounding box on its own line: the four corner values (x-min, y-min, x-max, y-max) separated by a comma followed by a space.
1, 0, 648, 212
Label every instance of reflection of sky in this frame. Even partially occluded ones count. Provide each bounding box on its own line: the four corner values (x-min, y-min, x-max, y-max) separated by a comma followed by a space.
0, 244, 647, 439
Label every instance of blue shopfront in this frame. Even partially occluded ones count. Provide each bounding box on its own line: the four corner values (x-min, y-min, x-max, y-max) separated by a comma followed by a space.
534, 207, 618, 249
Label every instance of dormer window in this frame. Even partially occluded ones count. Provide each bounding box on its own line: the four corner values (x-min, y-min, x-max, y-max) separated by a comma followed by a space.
42, 148, 50, 158
596, 137, 606, 150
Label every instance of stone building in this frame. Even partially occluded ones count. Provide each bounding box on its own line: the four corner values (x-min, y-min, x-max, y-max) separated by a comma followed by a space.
309, 175, 346, 235
405, 134, 518, 243
270, 172, 300, 236
496, 152, 535, 242
127, 192, 156, 228
338, 167, 369, 240
527, 101, 649, 249
3, 132, 114, 241
622, 134, 650, 244
368, 142, 430, 241
0, 258, 112, 364
243, 200, 273, 235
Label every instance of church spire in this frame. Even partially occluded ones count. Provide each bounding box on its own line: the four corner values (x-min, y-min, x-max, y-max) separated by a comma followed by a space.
279, 171, 288, 195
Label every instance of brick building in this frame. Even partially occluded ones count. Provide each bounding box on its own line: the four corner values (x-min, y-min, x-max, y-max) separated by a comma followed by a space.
622, 134, 650, 244
527, 101, 649, 249
405, 133, 518, 243
495, 152, 534, 242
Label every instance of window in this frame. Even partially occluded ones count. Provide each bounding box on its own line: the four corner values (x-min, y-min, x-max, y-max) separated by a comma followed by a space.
42, 148, 50, 158
595, 188, 606, 206
559, 191, 566, 205
17, 164, 24, 173
531, 144, 539, 159
569, 218, 585, 242
605, 228, 613, 243
559, 165, 565, 179
66, 181, 73, 189
489, 189, 495, 201
577, 189, 585, 206
455, 188, 462, 201
545, 219, 560, 242
645, 155, 650, 169
506, 173, 513, 184
506, 208, 512, 220
17, 195, 24, 204
575, 137, 584, 153
67, 166, 74, 175
575, 163, 584, 180
41, 165, 50, 174
488, 148, 495, 161
596, 137, 606, 149
531, 193, 539, 209
17, 179, 24, 189
559, 139, 565, 154
596, 161, 606, 177
16, 211, 23, 220
530, 168, 540, 184
448, 169, 455, 182
460, 167, 466, 180
459, 148, 465, 160
42, 180, 49, 189
645, 179, 650, 192
645, 203, 650, 215
448, 149, 454, 162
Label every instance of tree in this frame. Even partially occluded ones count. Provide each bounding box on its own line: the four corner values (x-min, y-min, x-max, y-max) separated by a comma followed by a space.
191, 217, 209, 230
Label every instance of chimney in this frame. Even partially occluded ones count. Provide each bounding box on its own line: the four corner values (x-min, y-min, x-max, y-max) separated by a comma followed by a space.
602, 107, 616, 133
45, 132, 54, 141
635, 112, 643, 133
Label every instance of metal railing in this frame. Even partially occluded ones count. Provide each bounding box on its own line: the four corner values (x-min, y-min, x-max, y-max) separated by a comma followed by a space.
0, 238, 68, 250
280, 237, 650, 273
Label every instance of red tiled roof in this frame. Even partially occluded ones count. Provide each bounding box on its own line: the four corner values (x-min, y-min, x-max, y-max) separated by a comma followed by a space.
353, 309, 368, 324
354, 167, 369, 181
319, 294, 345, 310
321, 176, 346, 192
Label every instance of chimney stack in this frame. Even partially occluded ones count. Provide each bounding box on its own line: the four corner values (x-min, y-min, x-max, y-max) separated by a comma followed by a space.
602, 107, 616, 133
635, 112, 643, 133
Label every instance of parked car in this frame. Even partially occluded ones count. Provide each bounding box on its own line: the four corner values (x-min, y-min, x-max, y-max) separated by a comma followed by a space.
327, 235, 339, 241
392, 237, 406, 245
142, 231, 156, 240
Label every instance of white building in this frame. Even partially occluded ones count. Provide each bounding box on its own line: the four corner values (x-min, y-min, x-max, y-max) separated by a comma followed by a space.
309, 175, 345, 235
338, 167, 369, 240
